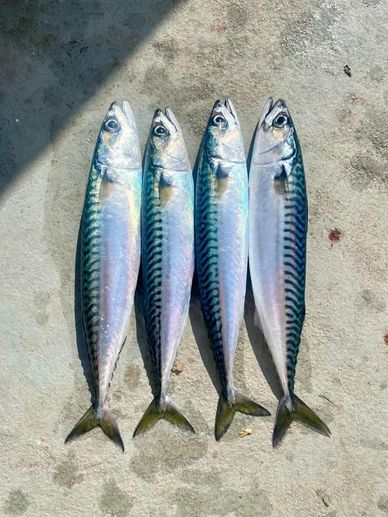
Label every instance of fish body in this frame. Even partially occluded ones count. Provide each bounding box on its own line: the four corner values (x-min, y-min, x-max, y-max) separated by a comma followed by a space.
195, 99, 270, 440
65, 101, 142, 450
134, 108, 194, 436
249, 97, 331, 446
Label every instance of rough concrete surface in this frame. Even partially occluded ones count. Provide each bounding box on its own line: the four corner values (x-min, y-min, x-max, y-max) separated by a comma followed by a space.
0, 0, 387, 516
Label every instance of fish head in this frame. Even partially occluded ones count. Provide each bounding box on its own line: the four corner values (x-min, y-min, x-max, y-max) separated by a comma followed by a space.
252, 98, 297, 165
148, 108, 190, 171
204, 99, 245, 163
96, 101, 141, 169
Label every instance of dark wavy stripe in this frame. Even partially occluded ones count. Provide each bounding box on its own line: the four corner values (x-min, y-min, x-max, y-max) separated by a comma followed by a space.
195, 159, 228, 395
81, 166, 102, 380
283, 150, 307, 393
142, 168, 163, 392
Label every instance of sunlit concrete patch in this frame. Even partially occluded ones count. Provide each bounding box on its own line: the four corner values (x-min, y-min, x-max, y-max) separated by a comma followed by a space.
1, 0, 388, 515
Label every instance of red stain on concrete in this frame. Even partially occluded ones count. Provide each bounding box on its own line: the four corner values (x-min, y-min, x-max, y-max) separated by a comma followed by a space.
210, 25, 228, 33
329, 228, 342, 248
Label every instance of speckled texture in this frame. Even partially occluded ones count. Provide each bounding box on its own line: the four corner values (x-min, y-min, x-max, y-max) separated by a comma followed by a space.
0, 0, 387, 516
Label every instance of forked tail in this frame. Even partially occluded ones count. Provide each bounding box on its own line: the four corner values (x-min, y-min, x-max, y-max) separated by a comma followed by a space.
215, 389, 270, 441
273, 393, 331, 447
65, 405, 124, 451
133, 397, 195, 437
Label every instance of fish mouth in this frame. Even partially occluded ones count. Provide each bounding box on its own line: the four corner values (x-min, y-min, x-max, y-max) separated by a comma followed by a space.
122, 100, 134, 120
225, 98, 240, 125
108, 100, 135, 123
258, 97, 289, 128
165, 107, 182, 133
152, 108, 180, 134
211, 99, 225, 114
211, 98, 239, 126
258, 97, 273, 127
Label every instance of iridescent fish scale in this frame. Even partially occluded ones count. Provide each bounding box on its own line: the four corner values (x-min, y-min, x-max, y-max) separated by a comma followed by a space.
195, 99, 269, 440
65, 101, 142, 450
249, 98, 330, 446
134, 108, 194, 436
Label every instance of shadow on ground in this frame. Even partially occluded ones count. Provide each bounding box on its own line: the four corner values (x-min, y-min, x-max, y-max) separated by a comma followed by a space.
190, 270, 283, 401
189, 272, 223, 396
0, 0, 183, 199
134, 278, 160, 401
244, 273, 283, 401
73, 221, 96, 404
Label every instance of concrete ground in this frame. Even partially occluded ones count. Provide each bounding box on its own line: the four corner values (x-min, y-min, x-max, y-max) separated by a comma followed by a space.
1, 0, 387, 515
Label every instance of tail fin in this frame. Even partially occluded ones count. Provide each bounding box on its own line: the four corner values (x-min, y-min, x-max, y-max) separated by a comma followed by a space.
65, 405, 124, 451
273, 393, 331, 447
215, 390, 270, 441
133, 397, 195, 437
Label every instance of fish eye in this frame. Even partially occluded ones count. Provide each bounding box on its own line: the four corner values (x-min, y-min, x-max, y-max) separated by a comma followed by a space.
273, 114, 288, 128
212, 114, 226, 127
104, 118, 120, 132
154, 124, 169, 137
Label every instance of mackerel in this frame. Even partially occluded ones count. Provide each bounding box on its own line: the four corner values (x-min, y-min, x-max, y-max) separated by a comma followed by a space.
249, 98, 331, 447
134, 108, 195, 436
195, 99, 270, 440
65, 101, 142, 450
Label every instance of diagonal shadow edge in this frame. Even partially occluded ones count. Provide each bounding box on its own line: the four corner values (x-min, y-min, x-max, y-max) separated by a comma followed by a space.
0, 0, 186, 200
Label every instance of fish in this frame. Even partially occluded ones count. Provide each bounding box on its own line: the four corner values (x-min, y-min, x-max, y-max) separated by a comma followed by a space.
248, 97, 331, 447
195, 99, 270, 440
65, 101, 142, 450
134, 108, 195, 436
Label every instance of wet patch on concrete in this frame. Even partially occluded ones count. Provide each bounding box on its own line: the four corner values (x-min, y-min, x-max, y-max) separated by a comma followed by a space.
360, 289, 386, 312
368, 65, 385, 82
226, 1, 249, 30
174, 484, 273, 516
354, 110, 388, 160
3, 490, 30, 516
281, 0, 340, 55
124, 365, 142, 392
348, 154, 387, 191
361, 0, 382, 6
152, 38, 180, 64
53, 451, 83, 489
130, 426, 209, 482
99, 480, 133, 517
285, 452, 294, 463
377, 495, 388, 514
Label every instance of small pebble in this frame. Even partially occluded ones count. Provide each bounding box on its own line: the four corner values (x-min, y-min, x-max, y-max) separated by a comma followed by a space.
238, 428, 252, 437
171, 360, 184, 375
343, 65, 352, 77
